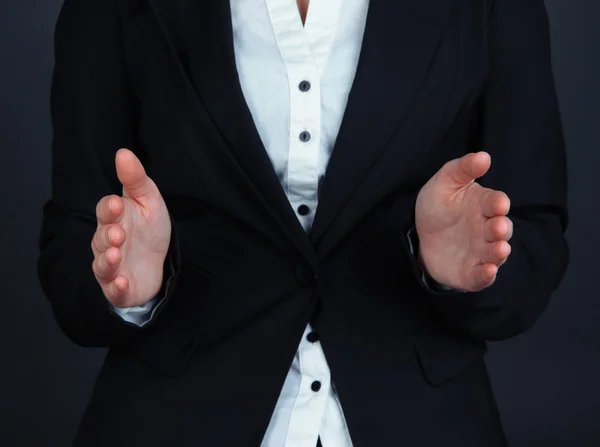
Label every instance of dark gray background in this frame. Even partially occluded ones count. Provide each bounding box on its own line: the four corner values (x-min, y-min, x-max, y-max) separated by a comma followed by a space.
1, 1, 598, 446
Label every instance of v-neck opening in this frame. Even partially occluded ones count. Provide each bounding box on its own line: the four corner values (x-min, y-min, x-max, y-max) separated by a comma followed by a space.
265, 0, 343, 78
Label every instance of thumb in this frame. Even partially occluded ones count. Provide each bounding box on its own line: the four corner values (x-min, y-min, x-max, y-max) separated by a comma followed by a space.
441, 151, 491, 187
115, 148, 158, 200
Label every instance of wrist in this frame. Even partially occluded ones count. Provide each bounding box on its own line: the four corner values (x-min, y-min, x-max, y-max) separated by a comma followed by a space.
410, 229, 458, 292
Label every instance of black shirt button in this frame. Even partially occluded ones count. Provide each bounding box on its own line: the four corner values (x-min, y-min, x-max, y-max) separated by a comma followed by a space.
306, 332, 319, 343
299, 131, 311, 142
299, 80, 311, 92
295, 263, 316, 285
297, 204, 310, 216
311, 381, 322, 392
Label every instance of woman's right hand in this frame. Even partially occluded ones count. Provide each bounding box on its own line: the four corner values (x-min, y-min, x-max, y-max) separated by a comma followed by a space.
91, 149, 172, 307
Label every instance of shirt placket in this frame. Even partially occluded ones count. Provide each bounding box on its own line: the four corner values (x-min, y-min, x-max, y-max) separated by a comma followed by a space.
284, 326, 331, 446
266, 0, 322, 232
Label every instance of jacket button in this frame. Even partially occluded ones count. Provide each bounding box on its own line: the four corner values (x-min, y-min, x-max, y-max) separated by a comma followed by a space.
295, 263, 316, 285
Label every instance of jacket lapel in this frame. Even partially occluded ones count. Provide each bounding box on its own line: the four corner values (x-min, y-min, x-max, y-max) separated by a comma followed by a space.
310, 0, 452, 244
144, 0, 452, 260
147, 0, 316, 264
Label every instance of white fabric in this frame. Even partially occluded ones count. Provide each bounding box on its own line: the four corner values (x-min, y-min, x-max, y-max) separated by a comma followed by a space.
113, 0, 370, 445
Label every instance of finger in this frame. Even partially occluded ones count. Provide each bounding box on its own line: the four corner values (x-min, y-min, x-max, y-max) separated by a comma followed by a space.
104, 275, 130, 306
96, 195, 125, 226
443, 152, 491, 186
468, 263, 498, 291
484, 216, 513, 242
481, 190, 511, 218
91, 223, 126, 254
116, 148, 158, 200
92, 247, 122, 282
482, 240, 511, 265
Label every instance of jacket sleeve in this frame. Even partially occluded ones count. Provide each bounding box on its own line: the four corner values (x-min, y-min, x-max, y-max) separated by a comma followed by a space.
37, 0, 180, 347
409, 0, 569, 342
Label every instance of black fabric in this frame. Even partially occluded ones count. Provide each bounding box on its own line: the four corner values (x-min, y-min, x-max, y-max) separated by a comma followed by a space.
37, 0, 568, 445
317, 437, 323, 447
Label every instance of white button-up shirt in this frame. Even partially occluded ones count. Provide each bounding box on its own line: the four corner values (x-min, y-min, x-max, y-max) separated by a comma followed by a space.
115, 0, 370, 445
232, 0, 368, 445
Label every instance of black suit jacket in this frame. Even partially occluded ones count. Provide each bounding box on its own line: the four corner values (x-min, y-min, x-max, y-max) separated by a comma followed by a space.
38, 0, 568, 445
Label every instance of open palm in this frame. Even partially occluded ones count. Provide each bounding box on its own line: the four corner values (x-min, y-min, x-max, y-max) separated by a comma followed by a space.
415, 152, 513, 292
91, 149, 172, 307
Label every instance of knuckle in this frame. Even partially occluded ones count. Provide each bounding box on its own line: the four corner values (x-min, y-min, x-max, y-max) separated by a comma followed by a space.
97, 195, 120, 221
93, 256, 108, 281
105, 281, 119, 299
109, 282, 119, 299
95, 253, 106, 273
109, 282, 126, 305
91, 234, 98, 253
94, 228, 106, 252
108, 194, 121, 210
104, 225, 113, 246
96, 196, 109, 218
104, 196, 115, 216
104, 287, 119, 304
95, 198, 104, 217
